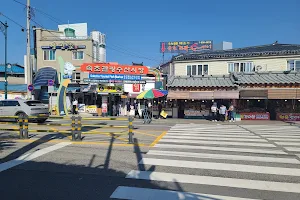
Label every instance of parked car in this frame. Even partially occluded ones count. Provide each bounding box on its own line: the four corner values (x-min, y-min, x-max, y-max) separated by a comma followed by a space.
0, 99, 49, 123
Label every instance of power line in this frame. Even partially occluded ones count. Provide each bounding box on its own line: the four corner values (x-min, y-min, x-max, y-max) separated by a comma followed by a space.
0, 12, 26, 30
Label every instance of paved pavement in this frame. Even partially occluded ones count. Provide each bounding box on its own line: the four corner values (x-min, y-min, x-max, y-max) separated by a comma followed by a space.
1, 121, 300, 199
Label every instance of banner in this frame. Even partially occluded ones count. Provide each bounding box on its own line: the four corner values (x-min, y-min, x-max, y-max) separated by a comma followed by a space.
240, 112, 270, 120
81, 63, 149, 75
89, 74, 141, 80
160, 40, 213, 53
277, 113, 300, 121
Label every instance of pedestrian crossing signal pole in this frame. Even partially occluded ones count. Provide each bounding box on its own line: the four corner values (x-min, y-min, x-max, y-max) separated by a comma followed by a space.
26, 0, 32, 99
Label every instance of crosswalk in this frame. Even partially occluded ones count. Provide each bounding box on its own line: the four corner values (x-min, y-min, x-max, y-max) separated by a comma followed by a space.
110, 124, 300, 200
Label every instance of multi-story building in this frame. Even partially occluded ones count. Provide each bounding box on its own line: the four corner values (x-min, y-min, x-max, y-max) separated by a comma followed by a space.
161, 43, 300, 120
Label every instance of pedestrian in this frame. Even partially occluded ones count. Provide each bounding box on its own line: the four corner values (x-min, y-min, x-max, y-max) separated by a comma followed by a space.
72, 98, 78, 115
158, 101, 163, 119
211, 102, 218, 122
134, 100, 140, 118
126, 101, 131, 116
219, 104, 227, 122
228, 103, 235, 122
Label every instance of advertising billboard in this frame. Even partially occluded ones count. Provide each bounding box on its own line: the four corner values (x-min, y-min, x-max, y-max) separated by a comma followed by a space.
160, 40, 213, 53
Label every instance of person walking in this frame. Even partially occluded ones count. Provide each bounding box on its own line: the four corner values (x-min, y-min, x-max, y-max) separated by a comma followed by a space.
72, 98, 78, 115
228, 103, 235, 122
126, 101, 131, 116
158, 101, 163, 119
134, 100, 140, 118
219, 104, 227, 122
211, 102, 218, 122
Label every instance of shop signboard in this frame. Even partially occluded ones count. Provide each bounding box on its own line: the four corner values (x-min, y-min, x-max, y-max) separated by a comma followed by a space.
78, 104, 86, 113
160, 40, 213, 53
83, 78, 146, 84
86, 105, 97, 114
132, 84, 140, 92
89, 74, 141, 80
102, 103, 108, 113
277, 113, 300, 121
97, 85, 123, 93
240, 112, 270, 120
81, 63, 149, 75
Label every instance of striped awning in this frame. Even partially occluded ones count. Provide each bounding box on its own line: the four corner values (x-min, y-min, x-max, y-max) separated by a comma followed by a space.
33, 67, 59, 89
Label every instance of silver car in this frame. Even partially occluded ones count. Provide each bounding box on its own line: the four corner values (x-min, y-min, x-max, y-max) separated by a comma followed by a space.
0, 99, 49, 123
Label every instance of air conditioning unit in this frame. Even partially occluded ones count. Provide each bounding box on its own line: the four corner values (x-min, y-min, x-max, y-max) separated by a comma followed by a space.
254, 65, 267, 72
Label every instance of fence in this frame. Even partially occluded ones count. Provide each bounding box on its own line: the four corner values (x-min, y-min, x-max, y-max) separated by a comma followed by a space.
0, 116, 135, 143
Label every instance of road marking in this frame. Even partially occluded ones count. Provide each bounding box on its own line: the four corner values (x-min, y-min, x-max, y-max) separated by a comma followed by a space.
164, 135, 267, 142
257, 132, 300, 135
147, 150, 300, 164
140, 158, 300, 176
0, 142, 71, 172
267, 138, 300, 141
275, 142, 300, 146
154, 144, 287, 155
166, 133, 260, 138
284, 147, 300, 152
159, 139, 275, 147
168, 131, 253, 135
126, 170, 300, 193
133, 130, 159, 137
150, 131, 167, 147
110, 186, 261, 200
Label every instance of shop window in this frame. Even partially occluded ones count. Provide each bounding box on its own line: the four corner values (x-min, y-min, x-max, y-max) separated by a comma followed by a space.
198, 65, 202, 75
287, 60, 300, 71
192, 65, 197, 75
186, 65, 191, 76
43, 50, 56, 61
73, 51, 84, 60
228, 62, 253, 73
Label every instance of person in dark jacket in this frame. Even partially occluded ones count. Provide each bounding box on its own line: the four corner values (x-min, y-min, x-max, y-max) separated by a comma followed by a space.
158, 101, 163, 119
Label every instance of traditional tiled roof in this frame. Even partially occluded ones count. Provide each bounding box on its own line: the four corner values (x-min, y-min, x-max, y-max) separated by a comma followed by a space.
167, 75, 236, 88
232, 71, 300, 85
173, 43, 300, 61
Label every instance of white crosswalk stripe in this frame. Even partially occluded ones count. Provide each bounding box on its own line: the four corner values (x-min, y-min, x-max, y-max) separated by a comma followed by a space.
110, 124, 300, 200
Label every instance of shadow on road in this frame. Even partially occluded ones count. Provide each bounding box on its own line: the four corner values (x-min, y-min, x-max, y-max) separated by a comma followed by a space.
0, 133, 66, 163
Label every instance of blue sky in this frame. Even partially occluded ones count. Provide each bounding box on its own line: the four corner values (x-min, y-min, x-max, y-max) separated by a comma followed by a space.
0, 0, 299, 67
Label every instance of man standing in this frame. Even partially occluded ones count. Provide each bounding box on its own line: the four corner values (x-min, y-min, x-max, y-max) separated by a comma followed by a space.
134, 100, 140, 118
158, 101, 163, 119
211, 102, 218, 122
219, 104, 227, 122
228, 103, 235, 122
72, 98, 78, 115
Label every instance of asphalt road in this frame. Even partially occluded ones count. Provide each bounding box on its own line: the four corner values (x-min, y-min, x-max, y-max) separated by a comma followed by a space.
1, 121, 300, 200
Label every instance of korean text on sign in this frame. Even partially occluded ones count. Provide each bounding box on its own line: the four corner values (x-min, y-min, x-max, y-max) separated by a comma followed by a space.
80, 63, 149, 75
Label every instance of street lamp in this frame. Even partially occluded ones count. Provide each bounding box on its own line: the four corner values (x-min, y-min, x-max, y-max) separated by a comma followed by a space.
0, 21, 8, 99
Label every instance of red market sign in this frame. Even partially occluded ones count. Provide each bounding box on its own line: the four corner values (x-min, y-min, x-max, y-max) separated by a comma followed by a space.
80, 63, 149, 75
277, 113, 300, 121
132, 84, 140, 92
240, 112, 270, 120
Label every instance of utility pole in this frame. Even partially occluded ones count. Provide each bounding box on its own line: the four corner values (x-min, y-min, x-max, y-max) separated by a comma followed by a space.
0, 21, 8, 99
26, 0, 32, 99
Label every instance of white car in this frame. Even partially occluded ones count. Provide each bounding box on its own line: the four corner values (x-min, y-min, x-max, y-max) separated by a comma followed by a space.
0, 99, 49, 123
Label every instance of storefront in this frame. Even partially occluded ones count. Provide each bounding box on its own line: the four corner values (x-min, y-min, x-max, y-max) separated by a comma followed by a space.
167, 76, 239, 118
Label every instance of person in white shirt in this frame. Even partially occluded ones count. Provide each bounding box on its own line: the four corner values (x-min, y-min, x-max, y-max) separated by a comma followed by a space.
72, 99, 78, 114
219, 104, 227, 122
211, 103, 218, 122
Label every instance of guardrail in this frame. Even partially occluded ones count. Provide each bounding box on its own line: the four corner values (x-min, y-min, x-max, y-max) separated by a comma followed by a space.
0, 115, 135, 143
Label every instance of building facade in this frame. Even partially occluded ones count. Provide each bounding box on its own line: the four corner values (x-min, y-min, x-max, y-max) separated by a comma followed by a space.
161, 43, 300, 76
162, 43, 300, 120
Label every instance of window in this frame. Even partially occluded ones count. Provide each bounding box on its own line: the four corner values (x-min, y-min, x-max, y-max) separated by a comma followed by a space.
72, 72, 81, 83
3, 101, 20, 106
288, 60, 300, 71
192, 65, 197, 75
25, 101, 44, 106
197, 65, 202, 75
203, 65, 208, 75
43, 50, 56, 61
187, 65, 191, 76
73, 51, 84, 60
228, 62, 253, 73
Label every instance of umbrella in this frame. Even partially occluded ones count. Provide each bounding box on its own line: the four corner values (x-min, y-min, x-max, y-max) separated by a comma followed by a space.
136, 89, 166, 99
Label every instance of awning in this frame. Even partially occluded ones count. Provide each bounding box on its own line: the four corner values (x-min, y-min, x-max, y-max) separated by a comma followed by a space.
214, 90, 239, 99
189, 91, 214, 100
268, 89, 300, 99
167, 91, 189, 99
240, 90, 268, 99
